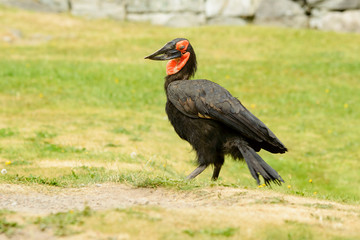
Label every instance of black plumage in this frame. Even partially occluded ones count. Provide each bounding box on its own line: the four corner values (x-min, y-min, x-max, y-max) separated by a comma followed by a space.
145, 38, 287, 185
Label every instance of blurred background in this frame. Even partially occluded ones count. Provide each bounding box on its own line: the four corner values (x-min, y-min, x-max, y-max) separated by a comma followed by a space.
1, 0, 360, 32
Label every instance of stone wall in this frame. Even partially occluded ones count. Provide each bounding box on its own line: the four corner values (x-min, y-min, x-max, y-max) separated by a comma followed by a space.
1, 0, 360, 32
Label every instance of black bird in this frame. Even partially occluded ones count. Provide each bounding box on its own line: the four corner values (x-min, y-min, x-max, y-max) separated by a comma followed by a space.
145, 38, 287, 185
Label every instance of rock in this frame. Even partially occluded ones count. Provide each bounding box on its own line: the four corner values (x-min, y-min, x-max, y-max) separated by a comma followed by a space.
151, 0, 204, 12
40, 0, 69, 12
2, 0, 360, 32
205, 0, 261, 18
127, 0, 204, 13
127, 12, 206, 27
152, 12, 206, 27
125, 0, 149, 12
71, 0, 125, 20
307, 0, 360, 10
255, 0, 308, 28
310, 10, 360, 32
126, 13, 151, 22
207, 17, 247, 26
0, 0, 69, 12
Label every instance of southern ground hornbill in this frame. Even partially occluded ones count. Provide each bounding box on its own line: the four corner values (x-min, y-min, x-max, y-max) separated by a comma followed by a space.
145, 38, 287, 185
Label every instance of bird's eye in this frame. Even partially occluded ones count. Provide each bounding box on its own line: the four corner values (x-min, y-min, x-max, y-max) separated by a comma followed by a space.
176, 40, 189, 52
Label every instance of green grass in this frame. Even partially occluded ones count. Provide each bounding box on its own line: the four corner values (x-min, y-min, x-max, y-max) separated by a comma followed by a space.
183, 227, 237, 237
0, 210, 21, 237
33, 206, 93, 236
0, 5, 359, 207
0, 218, 20, 237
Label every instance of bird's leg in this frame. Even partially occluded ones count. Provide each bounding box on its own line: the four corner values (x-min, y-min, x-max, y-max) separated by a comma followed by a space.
186, 164, 208, 180
211, 164, 222, 181
212, 155, 224, 181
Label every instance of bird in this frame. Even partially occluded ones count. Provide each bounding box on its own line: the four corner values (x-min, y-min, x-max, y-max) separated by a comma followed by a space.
145, 38, 287, 185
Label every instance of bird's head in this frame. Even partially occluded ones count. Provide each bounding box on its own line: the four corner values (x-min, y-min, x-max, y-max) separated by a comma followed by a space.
145, 38, 196, 77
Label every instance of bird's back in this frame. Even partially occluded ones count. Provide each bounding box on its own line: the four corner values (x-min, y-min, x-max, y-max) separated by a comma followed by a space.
167, 79, 287, 154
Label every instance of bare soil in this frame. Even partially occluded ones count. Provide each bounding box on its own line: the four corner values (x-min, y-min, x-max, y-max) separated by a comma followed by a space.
0, 183, 359, 239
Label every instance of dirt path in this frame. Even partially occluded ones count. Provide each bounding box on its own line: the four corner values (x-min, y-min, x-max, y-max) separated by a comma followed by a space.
0, 183, 358, 215
0, 183, 359, 239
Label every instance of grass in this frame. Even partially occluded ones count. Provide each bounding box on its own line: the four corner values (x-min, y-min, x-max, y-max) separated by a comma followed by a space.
3, 205, 357, 240
0, 210, 21, 237
0, 217, 20, 237
183, 227, 237, 237
0, 5, 359, 202
0, 5, 359, 239
33, 206, 93, 236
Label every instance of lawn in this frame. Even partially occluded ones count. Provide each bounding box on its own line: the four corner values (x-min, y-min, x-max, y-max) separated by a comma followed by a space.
0, 5, 359, 239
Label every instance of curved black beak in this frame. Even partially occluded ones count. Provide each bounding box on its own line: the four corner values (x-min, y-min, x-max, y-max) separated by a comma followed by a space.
144, 42, 182, 61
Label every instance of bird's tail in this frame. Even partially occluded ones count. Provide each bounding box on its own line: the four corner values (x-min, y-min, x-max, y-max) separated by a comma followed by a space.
237, 142, 284, 186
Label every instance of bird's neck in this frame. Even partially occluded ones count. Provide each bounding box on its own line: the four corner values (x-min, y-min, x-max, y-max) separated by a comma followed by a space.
164, 71, 191, 91
164, 54, 197, 91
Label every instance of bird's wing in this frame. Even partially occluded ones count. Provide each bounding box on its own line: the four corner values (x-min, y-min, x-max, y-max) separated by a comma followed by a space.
167, 79, 286, 151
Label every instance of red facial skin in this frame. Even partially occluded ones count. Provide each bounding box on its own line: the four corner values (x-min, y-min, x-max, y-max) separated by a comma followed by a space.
166, 40, 190, 75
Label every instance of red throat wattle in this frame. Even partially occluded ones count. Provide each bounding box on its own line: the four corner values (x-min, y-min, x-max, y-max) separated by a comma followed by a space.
166, 52, 190, 75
